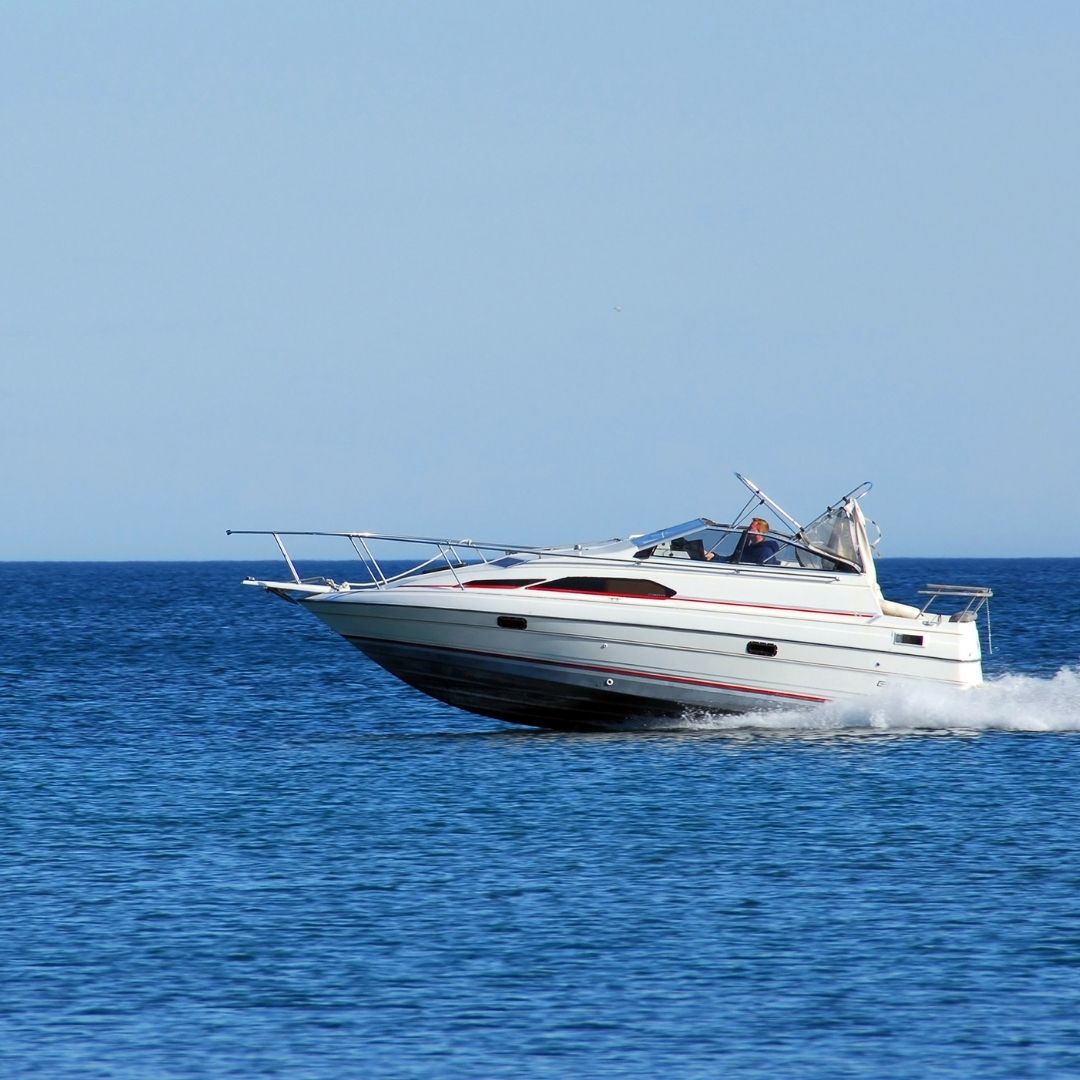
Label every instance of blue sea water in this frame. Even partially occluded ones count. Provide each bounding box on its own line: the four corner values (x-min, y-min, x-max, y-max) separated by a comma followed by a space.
2, 558, 1079, 1078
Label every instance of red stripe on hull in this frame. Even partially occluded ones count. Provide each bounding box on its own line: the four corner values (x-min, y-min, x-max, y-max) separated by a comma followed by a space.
343, 634, 828, 704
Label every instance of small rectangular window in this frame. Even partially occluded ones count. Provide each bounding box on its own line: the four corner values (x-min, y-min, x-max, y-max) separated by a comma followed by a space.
893, 633, 924, 646
497, 616, 528, 630
746, 641, 778, 657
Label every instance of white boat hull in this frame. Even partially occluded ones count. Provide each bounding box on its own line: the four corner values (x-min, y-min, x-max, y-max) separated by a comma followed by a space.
235, 476, 991, 732
302, 585, 983, 731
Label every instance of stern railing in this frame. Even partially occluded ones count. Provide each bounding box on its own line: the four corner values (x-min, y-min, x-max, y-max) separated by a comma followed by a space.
919, 583, 994, 651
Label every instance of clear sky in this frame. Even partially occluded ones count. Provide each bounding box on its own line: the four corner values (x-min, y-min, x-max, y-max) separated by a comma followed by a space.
3, 2, 1078, 560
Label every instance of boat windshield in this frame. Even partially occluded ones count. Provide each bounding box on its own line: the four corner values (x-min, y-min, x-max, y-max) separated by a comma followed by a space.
796, 503, 863, 572
631, 520, 746, 563
627, 481, 868, 573
630, 519, 712, 550
630, 520, 847, 571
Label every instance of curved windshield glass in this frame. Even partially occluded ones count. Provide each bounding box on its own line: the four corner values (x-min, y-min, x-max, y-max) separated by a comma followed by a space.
797, 504, 862, 571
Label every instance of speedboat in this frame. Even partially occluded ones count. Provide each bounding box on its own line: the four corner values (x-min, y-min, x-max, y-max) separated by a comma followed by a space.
231, 475, 992, 731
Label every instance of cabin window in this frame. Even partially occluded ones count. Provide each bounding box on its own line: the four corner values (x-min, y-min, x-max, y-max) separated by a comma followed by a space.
497, 616, 528, 630
530, 577, 676, 598
893, 633, 924, 646
746, 641, 778, 657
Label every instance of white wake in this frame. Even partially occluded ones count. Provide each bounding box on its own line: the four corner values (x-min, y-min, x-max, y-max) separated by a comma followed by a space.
676, 667, 1080, 736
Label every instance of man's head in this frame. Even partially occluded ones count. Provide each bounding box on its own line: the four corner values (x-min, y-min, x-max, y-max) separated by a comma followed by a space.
749, 517, 769, 540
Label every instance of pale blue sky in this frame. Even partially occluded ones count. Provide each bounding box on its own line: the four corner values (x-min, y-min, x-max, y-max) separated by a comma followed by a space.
3, 2, 1078, 559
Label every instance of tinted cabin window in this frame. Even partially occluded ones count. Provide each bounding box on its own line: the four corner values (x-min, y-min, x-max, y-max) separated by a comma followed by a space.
531, 577, 675, 598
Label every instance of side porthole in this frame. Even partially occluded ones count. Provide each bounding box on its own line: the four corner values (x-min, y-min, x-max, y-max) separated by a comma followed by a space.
746, 641, 778, 657
497, 616, 528, 630
893, 633, 924, 646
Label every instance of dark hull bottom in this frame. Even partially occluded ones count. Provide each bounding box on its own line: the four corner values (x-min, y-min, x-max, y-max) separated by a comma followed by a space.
349, 637, 732, 732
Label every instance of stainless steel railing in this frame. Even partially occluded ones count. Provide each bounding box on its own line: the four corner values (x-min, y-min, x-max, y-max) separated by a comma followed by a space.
227, 528, 549, 591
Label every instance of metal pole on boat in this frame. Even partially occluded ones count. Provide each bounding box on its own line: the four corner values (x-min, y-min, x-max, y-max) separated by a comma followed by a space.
272, 532, 303, 585
439, 545, 466, 589
355, 536, 388, 589
735, 473, 803, 532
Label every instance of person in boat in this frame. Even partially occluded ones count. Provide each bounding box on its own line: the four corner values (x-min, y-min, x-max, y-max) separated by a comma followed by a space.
738, 517, 780, 565
702, 517, 780, 564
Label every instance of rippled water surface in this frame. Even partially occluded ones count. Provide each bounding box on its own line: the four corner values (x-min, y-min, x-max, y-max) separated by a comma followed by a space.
2, 560, 1080, 1077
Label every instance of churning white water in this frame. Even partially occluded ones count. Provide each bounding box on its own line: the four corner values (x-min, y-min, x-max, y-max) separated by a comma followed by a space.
678, 667, 1080, 736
